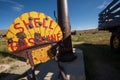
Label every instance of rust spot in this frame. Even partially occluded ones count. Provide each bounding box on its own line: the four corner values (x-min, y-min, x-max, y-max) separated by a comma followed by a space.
34, 32, 41, 45
16, 32, 26, 39
41, 49, 43, 51
45, 17, 48, 20
16, 32, 28, 50
8, 38, 13, 44
39, 22, 42, 26
29, 24, 33, 29
29, 17, 33, 21
34, 57, 38, 60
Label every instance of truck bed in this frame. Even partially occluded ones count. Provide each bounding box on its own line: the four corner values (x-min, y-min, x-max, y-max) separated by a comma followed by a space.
98, 0, 120, 30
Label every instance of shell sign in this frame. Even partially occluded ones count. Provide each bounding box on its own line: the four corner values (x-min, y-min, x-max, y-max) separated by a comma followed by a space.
6, 11, 63, 65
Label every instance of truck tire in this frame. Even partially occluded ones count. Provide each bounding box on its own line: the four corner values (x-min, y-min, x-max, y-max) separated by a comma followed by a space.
110, 32, 120, 52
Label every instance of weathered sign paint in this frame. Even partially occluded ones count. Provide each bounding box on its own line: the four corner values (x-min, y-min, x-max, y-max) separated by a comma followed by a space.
6, 11, 63, 65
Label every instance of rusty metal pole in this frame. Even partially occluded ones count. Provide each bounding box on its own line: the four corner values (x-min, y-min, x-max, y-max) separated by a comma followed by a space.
57, 0, 76, 62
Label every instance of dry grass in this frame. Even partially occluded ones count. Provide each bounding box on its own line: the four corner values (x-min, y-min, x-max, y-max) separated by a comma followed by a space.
0, 34, 16, 64
72, 29, 111, 45
72, 29, 120, 80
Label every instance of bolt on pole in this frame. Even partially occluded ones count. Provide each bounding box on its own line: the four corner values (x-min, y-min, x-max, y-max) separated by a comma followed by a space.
57, 0, 76, 62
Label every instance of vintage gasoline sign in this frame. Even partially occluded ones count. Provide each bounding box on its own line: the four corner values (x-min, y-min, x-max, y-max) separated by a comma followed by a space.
6, 11, 63, 65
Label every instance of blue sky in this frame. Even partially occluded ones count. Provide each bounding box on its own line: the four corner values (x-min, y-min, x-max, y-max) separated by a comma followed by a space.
0, 0, 112, 30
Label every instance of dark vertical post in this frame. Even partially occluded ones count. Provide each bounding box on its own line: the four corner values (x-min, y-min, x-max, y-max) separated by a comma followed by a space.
26, 50, 37, 80
57, 0, 76, 62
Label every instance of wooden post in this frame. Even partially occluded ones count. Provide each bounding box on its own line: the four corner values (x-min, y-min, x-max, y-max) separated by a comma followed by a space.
26, 50, 37, 80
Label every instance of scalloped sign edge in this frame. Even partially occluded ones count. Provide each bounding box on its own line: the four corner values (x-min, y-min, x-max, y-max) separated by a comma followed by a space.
6, 11, 63, 53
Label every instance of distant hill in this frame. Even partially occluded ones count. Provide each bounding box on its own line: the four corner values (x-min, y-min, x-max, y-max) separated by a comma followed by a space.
76, 29, 98, 33
0, 29, 108, 35
75, 29, 109, 35
0, 30, 7, 34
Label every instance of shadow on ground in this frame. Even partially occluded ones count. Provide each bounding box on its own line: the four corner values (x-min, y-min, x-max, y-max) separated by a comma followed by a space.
0, 73, 21, 80
74, 43, 120, 80
0, 60, 59, 80
1, 43, 120, 80
35, 60, 59, 80
0, 51, 25, 61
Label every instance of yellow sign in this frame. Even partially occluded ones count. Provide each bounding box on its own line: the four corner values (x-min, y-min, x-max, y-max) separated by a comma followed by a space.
6, 11, 63, 65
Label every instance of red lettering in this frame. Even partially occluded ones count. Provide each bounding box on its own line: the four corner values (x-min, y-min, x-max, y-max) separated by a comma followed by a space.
28, 38, 34, 45
43, 18, 48, 28
49, 20, 53, 30
34, 18, 40, 28
39, 36, 43, 42
57, 31, 61, 40
50, 34, 57, 41
17, 39, 28, 50
9, 41, 18, 52
23, 20, 33, 29
14, 23, 24, 32
47, 35, 51, 41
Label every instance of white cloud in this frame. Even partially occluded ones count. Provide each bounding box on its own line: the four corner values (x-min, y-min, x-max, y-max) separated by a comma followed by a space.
12, 6, 23, 12
97, 0, 110, 9
0, 0, 24, 12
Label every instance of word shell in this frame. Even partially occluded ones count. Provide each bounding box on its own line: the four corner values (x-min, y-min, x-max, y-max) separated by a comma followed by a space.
6, 11, 63, 64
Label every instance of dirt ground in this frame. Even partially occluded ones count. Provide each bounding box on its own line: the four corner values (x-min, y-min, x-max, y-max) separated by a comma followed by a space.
0, 49, 86, 80
0, 61, 30, 80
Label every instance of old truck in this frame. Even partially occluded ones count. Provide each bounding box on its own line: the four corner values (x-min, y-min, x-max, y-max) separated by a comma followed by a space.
98, 0, 120, 52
